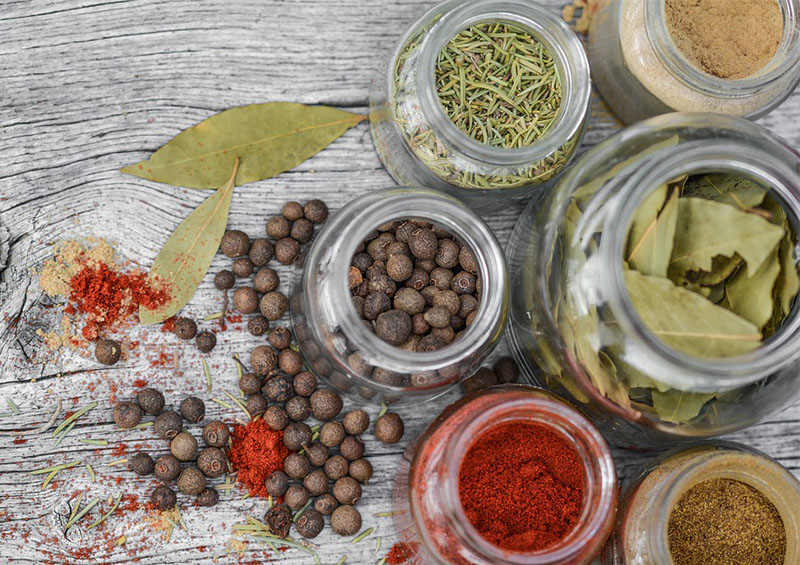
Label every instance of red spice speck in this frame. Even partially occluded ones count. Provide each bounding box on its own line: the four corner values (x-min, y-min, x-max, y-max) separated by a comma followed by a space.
386, 542, 415, 564
12, 438, 27, 445
112, 443, 127, 457
132, 379, 148, 388
228, 419, 289, 498
162, 316, 176, 333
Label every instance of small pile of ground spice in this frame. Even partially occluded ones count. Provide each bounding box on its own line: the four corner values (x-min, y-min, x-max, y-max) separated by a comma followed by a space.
228, 419, 290, 498
665, 0, 783, 79
458, 422, 585, 552
667, 478, 787, 565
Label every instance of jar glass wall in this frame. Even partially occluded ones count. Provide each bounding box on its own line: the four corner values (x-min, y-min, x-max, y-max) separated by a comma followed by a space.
392, 385, 617, 565
369, 0, 591, 213
291, 187, 508, 403
507, 112, 800, 447
589, 0, 800, 124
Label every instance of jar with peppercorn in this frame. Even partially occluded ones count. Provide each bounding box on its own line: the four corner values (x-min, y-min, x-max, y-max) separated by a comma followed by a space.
291, 187, 508, 402
392, 384, 617, 564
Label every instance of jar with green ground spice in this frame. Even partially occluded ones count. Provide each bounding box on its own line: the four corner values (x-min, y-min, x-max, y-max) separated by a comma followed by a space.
603, 442, 800, 564
370, 0, 591, 213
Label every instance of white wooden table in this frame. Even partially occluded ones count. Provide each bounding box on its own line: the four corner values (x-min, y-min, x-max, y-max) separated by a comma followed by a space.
1, 1, 798, 563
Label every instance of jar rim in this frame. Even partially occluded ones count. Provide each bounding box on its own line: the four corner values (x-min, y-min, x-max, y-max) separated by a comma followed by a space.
411, 0, 591, 167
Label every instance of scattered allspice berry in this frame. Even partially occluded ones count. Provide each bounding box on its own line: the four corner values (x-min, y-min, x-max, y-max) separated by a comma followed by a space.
137, 388, 165, 415
202, 421, 230, 448
197, 487, 219, 507
293, 372, 317, 397
284, 452, 311, 480
333, 476, 362, 505
155, 410, 182, 440
283, 422, 312, 451
314, 493, 339, 515
264, 405, 289, 431
304, 199, 329, 224
195, 330, 216, 353
247, 315, 270, 337
180, 396, 205, 423
178, 467, 206, 496
343, 410, 370, 436
310, 389, 343, 421
331, 505, 362, 536
494, 357, 520, 384
197, 447, 227, 478
155, 454, 181, 482
324, 455, 349, 481
250, 345, 277, 376
285, 484, 310, 511
170, 431, 198, 462
349, 458, 373, 484
306, 442, 329, 467
278, 349, 303, 375
264, 376, 292, 402
266, 470, 290, 497
260, 291, 288, 321
234, 287, 260, 314
95, 339, 122, 366
296, 508, 324, 539
113, 401, 142, 429
340, 435, 365, 461
220, 230, 250, 258
285, 395, 311, 422
214, 269, 235, 290
173, 317, 198, 340
249, 238, 274, 266
254, 267, 280, 294
245, 394, 268, 417
375, 413, 404, 444
275, 237, 300, 264
129, 452, 155, 476
303, 469, 330, 496
461, 366, 498, 395
151, 485, 177, 511
268, 326, 292, 350
282, 201, 304, 221
265, 503, 293, 538
266, 216, 291, 239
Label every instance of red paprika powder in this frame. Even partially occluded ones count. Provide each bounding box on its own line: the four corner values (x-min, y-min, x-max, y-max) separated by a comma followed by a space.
228, 419, 289, 498
458, 422, 585, 552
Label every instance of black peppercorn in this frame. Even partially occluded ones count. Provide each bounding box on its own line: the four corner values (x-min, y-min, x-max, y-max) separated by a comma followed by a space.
339, 436, 365, 461
233, 287, 259, 314
274, 237, 300, 264
245, 394, 268, 417
151, 485, 177, 511
232, 257, 254, 278
214, 269, 235, 290
265, 503, 292, 538
197, 487, 219, 507
197, 447, 227, 478
290, 218, 314, 244
303, 469, 329, 496
155, 410, 182, 440
310, 389, 343, 421
173, 317, 198, 340
293, 372, 317, 397
266, 215, 290, 239
342, 410, 369, 436
264, 405, 289, 431
315, 493, 339, 515
136, 388, 164, 415
331, 505, 362, 536
375, 413, 405, 444
295, 508, 324, 539
285, 395, 311, 422
284, 485, 309, 511
283, 422, 312, 451
319, 421, 345, 448
250, 345, 278, 376
113, 401, 142, 429
180, 396, 205, 423
266, 470, 290, 497
154, 454, 181, 482
375, 309, 412, 345
177, 467, 206, 496
260, 291, 288, 321
171, 432, 198, 462
268, 326, 292, 350
333, 476, 361, 505
348, 458, 373, 484
306, 442, 329, 467
247, 315, 270, 337
304, 200, 328, 223
202, 421, 230, 448
324, 455, 349, 481
282, 201, 304, 221
263, 375, 292, 402
249, 238, 274, 266
239, 372, 262, 396
129, 452, 155, 476
494, 357, 519, 384
95, 339, 121, 366
253, 267, 280, 294
284, 452, 311, 479
196, 330, 216, 353
278, 349, 303, 376
220, 230, 250, 258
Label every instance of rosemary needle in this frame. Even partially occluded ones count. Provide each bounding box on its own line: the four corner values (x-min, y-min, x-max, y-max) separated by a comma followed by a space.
52, 402, 97, 437
351, 527, 373, 544
6, 398, 20, 415
88, 494, 122, 529
64, 497, 100, 532
202, 358, 213, 392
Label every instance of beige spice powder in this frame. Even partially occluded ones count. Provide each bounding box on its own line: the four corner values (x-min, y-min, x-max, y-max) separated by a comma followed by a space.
665, 0, 784, 79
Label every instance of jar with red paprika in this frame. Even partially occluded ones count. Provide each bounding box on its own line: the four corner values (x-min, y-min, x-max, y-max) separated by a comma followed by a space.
393, 384, 617, 564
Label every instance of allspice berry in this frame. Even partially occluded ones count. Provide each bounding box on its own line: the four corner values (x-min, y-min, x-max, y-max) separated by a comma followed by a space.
202, 421, 230, 448
283, 422, 312, 451
174, 317, 197, 340
214, 269, 235, 290
245, 394, 267, 417
177, 467, 206, 496
197, 487, 219, 507
290, 218, 314, 244
333, 476, 362, 505
375, 413, 404, 444
263, 375, 292, 402
310, 389, 343, 421
250, 345, 277, 376
314, 493, 339, 515
340, 436, 365, 461
155, 410, 182, 440
387, 254, 413, 282
459, 245, 479, 274
180, 396, 205, 423
137, 387, 165, 415
306, 442, 329, 467
275, 237, 300, 264
293, 372, 317, 397
197, 447, 227, 478
249, 238, 274, 266
494, 357, 520, 384
408, 228, 437, 260
265, 503, 292, 538
154, 454, 181, 482
195, 330, 216, 353
285, 395, 311, 422
260, 291, 288, 320
296, 508, 324, 539
349, 458, 373, 484
285, 484, 310, 511
234, 287, 260, 314
247, 315, 270, 337
304, 200, 328, 223
266, 215, 291, 239
319, 421, 346, 447
331, 505, 362, 536
232, 257, 254, 278
461, 366, 497, 395
113, 401, 142, 429
375, 309, 412, 345
129, 452, 155, 476
95, 339, 121, 366
151, 485, 177, 511
324, 455, 349, 481
266, 470, 290, 497
254, 267, 280, 294
170, 432, 198, 462
278, 349, 303, 376
220, 230, 250, 257
239, 372, 262, 395
264, 405, 289, 431
343, 410, 370, 436
282, 201, 304, 221
268, 326, 292, 350
303, 469, 329, 496
284, 453, 311, 479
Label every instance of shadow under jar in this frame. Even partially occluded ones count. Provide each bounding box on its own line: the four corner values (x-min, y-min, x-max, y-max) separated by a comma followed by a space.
507, 112, 800, 448
369, 0, 591, 214
589, 0, 800, 124
603, 441, 800, 564
290, 187, 508, 403
392, 385, 617, 565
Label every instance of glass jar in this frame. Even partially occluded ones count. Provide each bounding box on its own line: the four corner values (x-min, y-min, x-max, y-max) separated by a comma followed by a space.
369, 0, 591, 213
589, 0, 800, 124
392, 385, 617, 565
603, 441, 800, 564
507, 112, 800, 447
290, 187, 508, 403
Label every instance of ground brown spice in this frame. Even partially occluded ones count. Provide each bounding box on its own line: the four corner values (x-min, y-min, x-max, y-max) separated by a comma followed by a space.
665, 0, 783, 79
668, 478, 786, 565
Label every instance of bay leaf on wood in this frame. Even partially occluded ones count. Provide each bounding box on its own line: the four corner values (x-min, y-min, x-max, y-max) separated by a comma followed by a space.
139, 159, 240, 325
121, 103, 365, 188
627, 186, 678, 277
669, 197, 783, 277
681, 174, 767, 211
624, 270, 762, 358
723, 247, 781, 329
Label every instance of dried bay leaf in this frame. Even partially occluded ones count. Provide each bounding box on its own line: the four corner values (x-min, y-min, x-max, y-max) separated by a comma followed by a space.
670, 197, 783, 277
693, 254, 743, 287
121, 103, 365, 189
652, 389, 717, 424
139, 159, 240, 325
682, 174, 767, 211
762, 197, 800, 317
723, 247, 780, 329
624, 270, 762, 358
627, 186, 678, 277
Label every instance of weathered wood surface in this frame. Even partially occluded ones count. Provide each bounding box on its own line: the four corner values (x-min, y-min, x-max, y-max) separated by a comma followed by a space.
1, 0, 799, 563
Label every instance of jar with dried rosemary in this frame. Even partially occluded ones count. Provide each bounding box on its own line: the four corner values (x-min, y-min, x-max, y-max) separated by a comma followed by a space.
370, 0, 590, 212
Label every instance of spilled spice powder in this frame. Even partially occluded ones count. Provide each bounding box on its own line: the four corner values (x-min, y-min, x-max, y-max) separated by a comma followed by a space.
228, 419, 290, 498
386, 542, 416, 564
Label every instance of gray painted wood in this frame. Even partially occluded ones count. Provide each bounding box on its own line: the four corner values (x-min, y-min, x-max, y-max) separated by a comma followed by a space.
1, 0, 798, 563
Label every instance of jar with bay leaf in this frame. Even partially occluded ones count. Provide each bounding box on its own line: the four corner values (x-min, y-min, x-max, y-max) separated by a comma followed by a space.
369, 0, 591, 213
507, 112, 800, 446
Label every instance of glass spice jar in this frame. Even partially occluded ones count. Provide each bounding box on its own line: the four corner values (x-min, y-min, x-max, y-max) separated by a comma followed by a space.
506, 112, 800, 447
369, 0, 591, 213
603, 441, 800, 564
290, 187, 508, 403
589, 0, 800, 124
392, 385, 618, 565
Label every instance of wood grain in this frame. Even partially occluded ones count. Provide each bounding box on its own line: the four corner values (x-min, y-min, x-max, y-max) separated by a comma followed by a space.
1, 0, 799, 563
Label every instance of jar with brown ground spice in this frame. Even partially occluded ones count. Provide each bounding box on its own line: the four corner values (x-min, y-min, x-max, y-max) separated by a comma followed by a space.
588, 0, 800, 124
604, 441, 800, 564
291, 188, 508, 403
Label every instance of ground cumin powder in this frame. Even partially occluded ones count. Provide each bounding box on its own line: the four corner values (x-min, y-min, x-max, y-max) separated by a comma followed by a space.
665, 0, 784, 79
